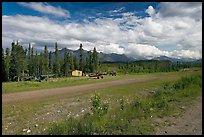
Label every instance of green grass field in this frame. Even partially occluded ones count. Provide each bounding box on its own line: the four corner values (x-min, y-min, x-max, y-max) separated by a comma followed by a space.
47, 71, 202, 135
2, 69, 202, 135
2, 75, 122, 94
2, 69, 200, 94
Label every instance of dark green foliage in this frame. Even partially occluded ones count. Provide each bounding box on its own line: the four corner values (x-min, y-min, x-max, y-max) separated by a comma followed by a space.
43, 45, 49, 75
54, 42, 61, 77
28, 43, 31, 76
73, 55, 79, 70
79, 43, 84, 72
84, 47, 99, 73
48, 51, 53, 73
27, 43, 35, 76
69, 52, 74, 71
92, 47, 99, 73
39, 52, 44, 75
116, 60, 201, 74
34, 51, 39, 76
30, 47, 35, 76
63, 48, 68, 76
85, 51, 93, 73
5, 48, 10, 81
9, 42, 26, 81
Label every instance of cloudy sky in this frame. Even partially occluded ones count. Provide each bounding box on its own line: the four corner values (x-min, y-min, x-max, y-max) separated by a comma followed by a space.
2, 2, 202, 59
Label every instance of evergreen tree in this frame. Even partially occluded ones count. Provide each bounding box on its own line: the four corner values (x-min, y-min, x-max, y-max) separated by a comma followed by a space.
69, 52, 73, 71
92, 47, 99, 73
9, 42, 17, 81
73, 55, 79, 70
22, 46, 27, 80
63, 48, 68, 76
79, 43, 84, 72
48, 51, 52, 74
30, 47, 35, 76
28, 43, 32, 76
5, 48, 10, 81
39, 52, 44, 75
9, 42, 26, 81
43, 45, 49, 75
54, 42, 60, 77
34, 51, 39, 77
89, 51, 93, 73
14, 42, 26, 81
85, 51, 92, 73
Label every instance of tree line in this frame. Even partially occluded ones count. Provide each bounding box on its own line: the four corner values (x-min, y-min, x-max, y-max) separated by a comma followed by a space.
2, 42, 99, 82
99, 60, 201, 74
117, 60, 202, 73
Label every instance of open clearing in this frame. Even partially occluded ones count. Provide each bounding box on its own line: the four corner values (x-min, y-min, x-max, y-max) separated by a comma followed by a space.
2, 70, 202, 135
3, 75, 170, 103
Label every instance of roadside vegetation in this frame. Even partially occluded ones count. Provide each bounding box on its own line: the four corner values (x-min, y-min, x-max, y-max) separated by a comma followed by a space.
47, 72, 202, 135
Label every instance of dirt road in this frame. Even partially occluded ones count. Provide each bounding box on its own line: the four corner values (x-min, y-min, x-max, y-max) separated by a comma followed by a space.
154, 96, 202, 135
3, 76, 162, 103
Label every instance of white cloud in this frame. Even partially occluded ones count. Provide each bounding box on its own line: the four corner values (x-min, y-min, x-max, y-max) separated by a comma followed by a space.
158, 2, 202, 20
98, 43, 125, 54
109, 7, 125, 13
169, 50, 201, 59
18, 2, 70, 17
145, 6, 155, 17
125, 44, 166, 58
2, 2, 202, 59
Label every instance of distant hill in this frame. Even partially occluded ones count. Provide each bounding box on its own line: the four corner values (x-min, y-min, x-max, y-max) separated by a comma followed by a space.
98, 52, 133, 62
51, 48, 134, 63
50, 50, 201, 63
152, 56, 200, 63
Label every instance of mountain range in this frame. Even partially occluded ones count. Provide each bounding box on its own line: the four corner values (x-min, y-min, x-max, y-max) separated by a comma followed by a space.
51, 49, 201, 63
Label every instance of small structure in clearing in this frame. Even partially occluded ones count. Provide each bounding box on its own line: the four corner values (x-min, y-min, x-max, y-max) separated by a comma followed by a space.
72, 70, 83, 77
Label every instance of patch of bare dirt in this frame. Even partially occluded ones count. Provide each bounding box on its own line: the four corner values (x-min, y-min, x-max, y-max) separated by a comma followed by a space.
154, 96, 202, 135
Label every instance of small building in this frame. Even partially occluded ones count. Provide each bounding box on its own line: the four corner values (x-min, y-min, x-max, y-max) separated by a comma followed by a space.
72, 70, 83, 77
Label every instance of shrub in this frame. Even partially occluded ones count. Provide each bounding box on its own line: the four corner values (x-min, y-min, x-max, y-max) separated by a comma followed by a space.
91, 94, 109, 117
119, 97, 124, 110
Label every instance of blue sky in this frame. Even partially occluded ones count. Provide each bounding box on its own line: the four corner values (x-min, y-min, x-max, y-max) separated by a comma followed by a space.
2, 2, 202, 59
2, 2, 159, 22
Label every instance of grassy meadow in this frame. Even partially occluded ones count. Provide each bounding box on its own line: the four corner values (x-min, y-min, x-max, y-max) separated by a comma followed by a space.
47, 71, 202, 135
2, 69, 202, 135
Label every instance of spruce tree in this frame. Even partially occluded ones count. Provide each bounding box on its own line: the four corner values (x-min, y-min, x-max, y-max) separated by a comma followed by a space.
39, 52, 44, 75
69, 52, 73, 71
5, 48, 10, 81
28, 43, 31, 74
63, 48, 68, 76
48, 51, 52, 74
92, 47, 99, 73
73, 55, 79, 70
44, 45, 49, 75
30, 47, 35, 76
54, 42, 60, 77
79, 43, 84, 72
9, 42, 17, 81
85, 51, 91, 73
35, 51, 39, 77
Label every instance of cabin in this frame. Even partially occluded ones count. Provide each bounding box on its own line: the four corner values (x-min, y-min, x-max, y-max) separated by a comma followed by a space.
72, 70, 83, 77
